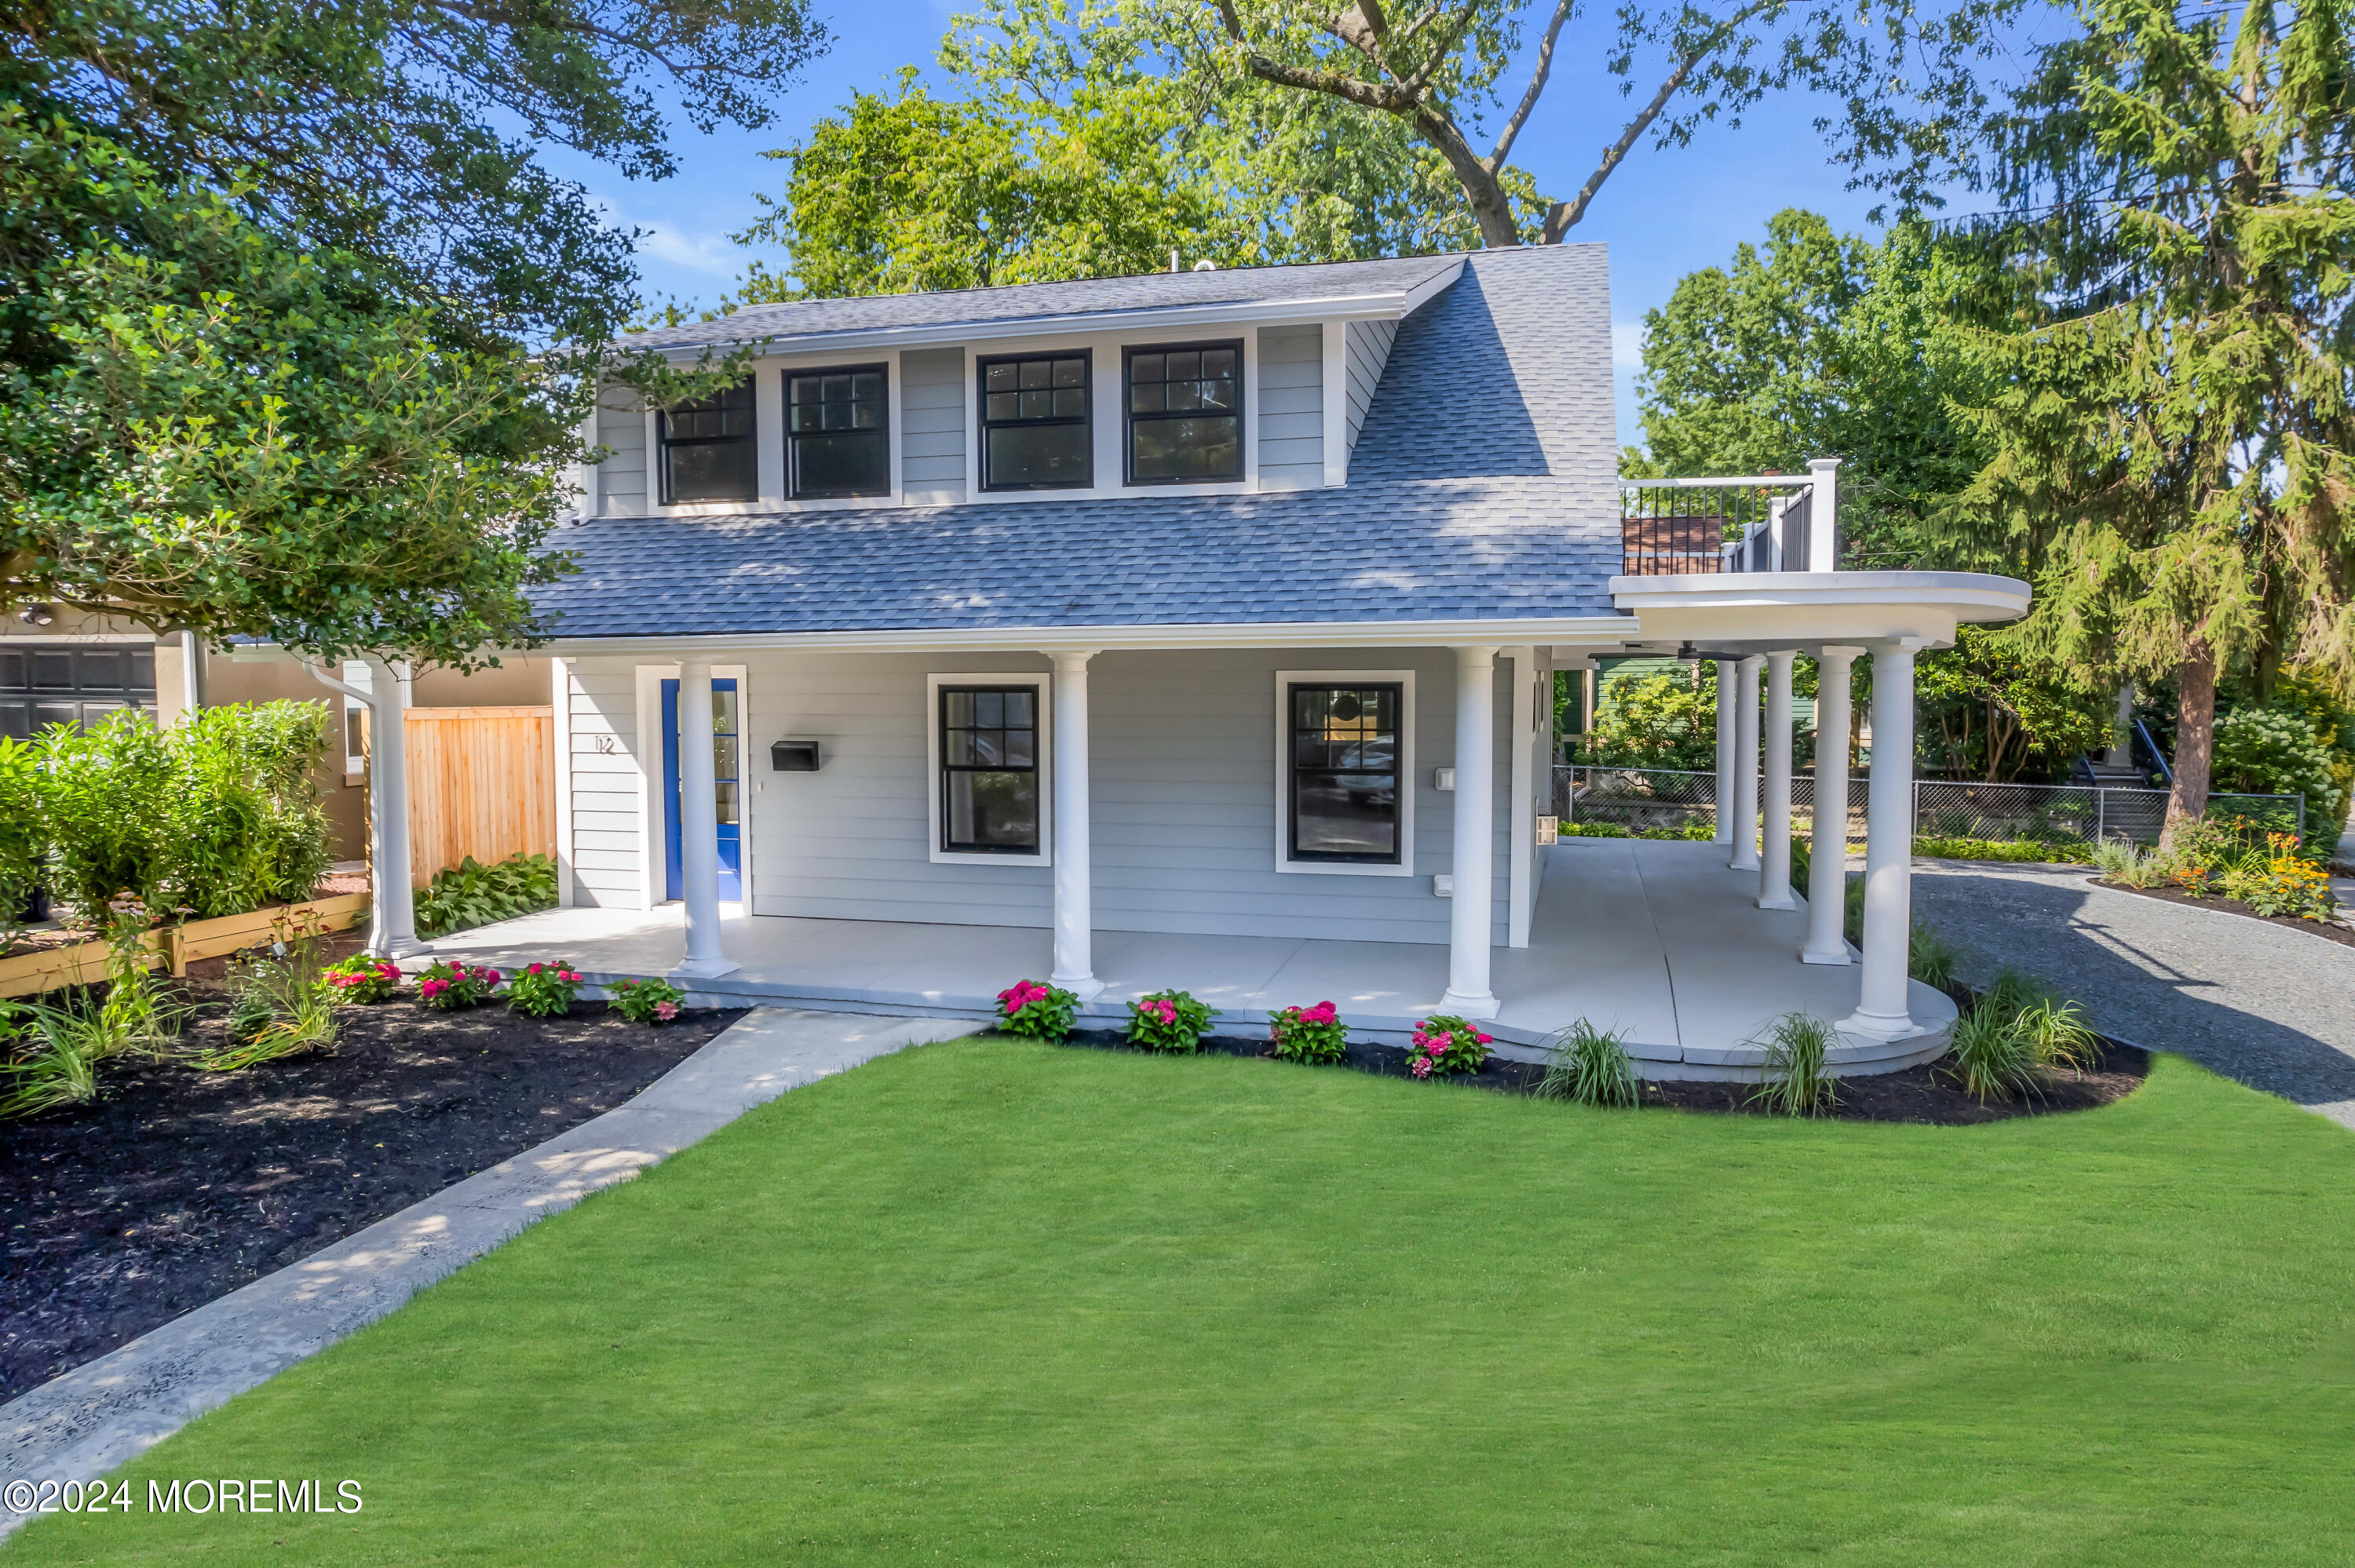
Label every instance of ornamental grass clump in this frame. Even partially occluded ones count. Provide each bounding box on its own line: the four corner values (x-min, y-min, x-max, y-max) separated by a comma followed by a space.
507, 960, 587, 1019
1909, 920, 1962, 989
997, 979, 1079, 1041
199, 928, 338, 1071
323, 955, 403, 1003
418, 959, 501, 1011
1536, 1017, 1639, 1107
0, 1000, 109, 1118
1948, 1002, 2043, 1103
1127, 989, 1214, 1052
1749, 1012, 1838, 1117
1407, 1015, 1493, 1079
1269, 1001, 1349, 1064
609, 976, 687, 1025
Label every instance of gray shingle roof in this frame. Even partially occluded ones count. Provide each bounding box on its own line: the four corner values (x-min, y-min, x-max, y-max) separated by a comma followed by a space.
540, 246, 1619, 638
622, 253, 1468, 351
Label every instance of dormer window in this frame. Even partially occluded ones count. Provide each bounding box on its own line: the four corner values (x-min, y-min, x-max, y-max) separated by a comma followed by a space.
787, 365, 889, 498
980, 352, 1092, 490
659, 380, 758, 505
1126, 342, 1242, 484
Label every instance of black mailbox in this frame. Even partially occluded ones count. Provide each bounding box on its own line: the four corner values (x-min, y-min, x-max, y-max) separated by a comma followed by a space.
770, 739, 821, 772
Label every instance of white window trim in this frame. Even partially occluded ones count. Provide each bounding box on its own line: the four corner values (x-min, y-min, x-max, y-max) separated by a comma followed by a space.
634, 662, 752, 907
1272, 667, 1416, 877
642, 350, 906, 516
926, 671, 1053, 867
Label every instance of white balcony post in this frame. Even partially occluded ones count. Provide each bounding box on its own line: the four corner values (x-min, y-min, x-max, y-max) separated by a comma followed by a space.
1802, 647, 1864, 964
1806, 457, 1842, 572
1050, 651, 1104, 1000
1841, 641, 1922, 1039
1712, 658, 1737, 848
1440, 645, 1502, 1019
671, 658, 738, 981
1757, 651, 1798, 910
1729, 655, 1762, 872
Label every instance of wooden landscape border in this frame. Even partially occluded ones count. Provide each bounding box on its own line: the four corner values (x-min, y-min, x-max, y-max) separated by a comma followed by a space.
0, 892, 372, 998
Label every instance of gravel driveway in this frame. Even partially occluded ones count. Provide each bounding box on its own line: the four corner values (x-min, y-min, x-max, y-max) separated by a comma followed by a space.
1912, 860, 2355, 1130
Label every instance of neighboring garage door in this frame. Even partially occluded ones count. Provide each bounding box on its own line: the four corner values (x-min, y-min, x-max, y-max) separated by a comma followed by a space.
0, 642, 157, 738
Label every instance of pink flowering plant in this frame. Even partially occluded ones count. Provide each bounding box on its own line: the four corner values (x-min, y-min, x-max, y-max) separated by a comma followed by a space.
997, 979, 1079, 1041
1408, 1014, 1494, 1079
608, 976, 688, 1026
1269, 1000, 1349, 1064
507, 960, 587, 1019
322, 956, 402, 1005
417, 960, 501, 1011
1126, 988, 1214, 1052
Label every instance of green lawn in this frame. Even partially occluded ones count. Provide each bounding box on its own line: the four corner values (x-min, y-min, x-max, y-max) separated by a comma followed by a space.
16, 1040, 2355, 1565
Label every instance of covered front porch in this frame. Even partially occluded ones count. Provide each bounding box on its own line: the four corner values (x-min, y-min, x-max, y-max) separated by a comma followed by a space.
424, 837, 1956, 1080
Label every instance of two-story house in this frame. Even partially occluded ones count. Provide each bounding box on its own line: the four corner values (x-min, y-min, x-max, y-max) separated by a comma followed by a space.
422, 243, 2029, 1078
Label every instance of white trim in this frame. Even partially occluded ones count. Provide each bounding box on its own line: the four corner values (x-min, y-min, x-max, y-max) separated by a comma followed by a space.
545, 614, 1637, 660
551, 656, 575, 909
1608, 571, 2031, 614
1272, 667, 1417, 878
925, 671, 1053, 867
1243, 324, 1261, 486
634, 662, 749, 906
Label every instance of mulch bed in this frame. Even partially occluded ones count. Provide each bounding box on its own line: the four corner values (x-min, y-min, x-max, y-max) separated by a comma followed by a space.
0, 979, 744, 1402
1046, 1026, 2150, 1127
2090, 877, 2355, 948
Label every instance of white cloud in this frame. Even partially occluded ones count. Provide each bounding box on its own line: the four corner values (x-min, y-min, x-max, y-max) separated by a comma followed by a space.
637, 221, 745, 279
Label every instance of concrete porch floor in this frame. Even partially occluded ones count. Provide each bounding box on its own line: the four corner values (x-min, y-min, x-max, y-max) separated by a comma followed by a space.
422, 840, 1955, 1079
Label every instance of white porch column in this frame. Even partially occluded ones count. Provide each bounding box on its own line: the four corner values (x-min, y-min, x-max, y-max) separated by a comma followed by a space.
1729, 655, 1762, 871
1757, 651, 1798, 910
671, 658, 738, 980
1802, 647, 1864, 964
1841, 642, 1922, 1039
1050, 650, 1104, 1000
1712, 658, 1737, 848
309, 658, 424, 958
1440, 645, 1502, 1019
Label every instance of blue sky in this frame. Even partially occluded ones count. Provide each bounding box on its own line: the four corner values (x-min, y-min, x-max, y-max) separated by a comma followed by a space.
538, 0, 1923, 448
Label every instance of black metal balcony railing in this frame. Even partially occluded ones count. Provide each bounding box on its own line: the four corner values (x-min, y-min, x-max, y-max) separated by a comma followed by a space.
1619, 476, 1823, 576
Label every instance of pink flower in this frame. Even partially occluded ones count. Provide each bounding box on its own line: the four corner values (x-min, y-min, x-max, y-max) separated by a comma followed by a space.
528, 963, 545, 975
1411, 1056, 1433, 1078
481, 968, 502, 984
1477, 1032, 1493, 1045
421, 979, 447, 998
560, 971, 581, 983
655, 1001, 680, 1021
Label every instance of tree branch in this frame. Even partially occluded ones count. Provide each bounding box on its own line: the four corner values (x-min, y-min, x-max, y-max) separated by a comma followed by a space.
1488, 0, 1574, 171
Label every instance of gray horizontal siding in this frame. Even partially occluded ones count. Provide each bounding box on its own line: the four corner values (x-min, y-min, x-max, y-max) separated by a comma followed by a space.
1257, 325, 1323, 490
567, 662, 642, 906
900, 347, 966, 505
1342, 319, 1396, 474
595, 396, 648, 518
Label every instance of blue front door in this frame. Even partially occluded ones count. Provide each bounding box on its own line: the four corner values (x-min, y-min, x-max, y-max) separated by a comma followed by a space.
663, 677, 743, 902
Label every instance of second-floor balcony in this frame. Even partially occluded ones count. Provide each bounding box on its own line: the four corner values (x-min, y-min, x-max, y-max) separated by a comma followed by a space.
1620, 458, 1842, 575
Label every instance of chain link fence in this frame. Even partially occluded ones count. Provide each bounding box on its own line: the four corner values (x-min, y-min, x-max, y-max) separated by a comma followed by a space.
1554, 766, 2305, 846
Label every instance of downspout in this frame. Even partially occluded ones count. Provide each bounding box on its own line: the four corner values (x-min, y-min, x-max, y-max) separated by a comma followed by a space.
307, 658, 425, 958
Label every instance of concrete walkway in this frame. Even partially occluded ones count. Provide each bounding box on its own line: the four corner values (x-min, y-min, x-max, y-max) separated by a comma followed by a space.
1913, 859, 2355, 1129
0, 1008, 976, 1535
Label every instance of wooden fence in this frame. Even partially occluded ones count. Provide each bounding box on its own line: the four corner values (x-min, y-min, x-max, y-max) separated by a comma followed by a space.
404, 706, 555, 884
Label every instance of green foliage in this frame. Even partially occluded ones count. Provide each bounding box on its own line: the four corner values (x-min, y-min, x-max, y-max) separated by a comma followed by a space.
1749, 1013, 1838, 1117
0, 997, 108, 1118
609, 976, 688, 1026
1578, 667, 1718, 771
1949, 968, 2106, 1099
0, 737, 36, 948
1910, 921, 1963, 990
1126, 988, 1215, 1053
323, 956, 403, 1005
1913, 835, 2093, 864
996, 979, 1079, 1041
1948, 1001, 2042, 1102
199, 932, 337, 1071
1915, 626, 2115, 782
1536, 1019, 1640, 1108
2213, 708, 2339, 824
418, 959, 502, 1012
1407, 1016, 1492, 1079
414, 853, 559, 939
507, 961, 588, 1019
1558, 821, 1632, 839
1268, 1001, 1349, 1064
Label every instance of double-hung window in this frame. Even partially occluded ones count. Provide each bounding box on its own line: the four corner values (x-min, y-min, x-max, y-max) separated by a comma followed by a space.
979, 353, 1091, 490
938, 685, 1041, 854
1126, 341, 1242, 483
1286, 682, 1404, 865
659, 379, 758, 505
787, 364, 889, 498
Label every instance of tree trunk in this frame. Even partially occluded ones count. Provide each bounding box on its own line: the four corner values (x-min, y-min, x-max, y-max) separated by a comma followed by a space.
2160, 640, 2217, 850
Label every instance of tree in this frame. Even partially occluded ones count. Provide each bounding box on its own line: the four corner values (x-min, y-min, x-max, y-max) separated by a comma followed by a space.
1914, 626, 2112, 782
1942, 0, 2355, 841
1202, 0, 2031, 248
730, 0, 1527, 304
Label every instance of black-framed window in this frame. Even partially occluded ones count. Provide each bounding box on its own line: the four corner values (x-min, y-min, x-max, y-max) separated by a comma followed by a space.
940, 685, 1041, 854
1126, 341, 1242, 484
980, 352, 1091, 490
659, 379, 758, 504
1287, 683, 1402, 864
787, 364, 889, 498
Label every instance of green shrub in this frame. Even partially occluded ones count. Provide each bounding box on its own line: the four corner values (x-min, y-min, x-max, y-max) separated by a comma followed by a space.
1269, 1001, 1349, 1063
35, 709, 175, 915
508, 960, 587, 1018
1558, 820, 1630, 838
996, 979, 1078, 1041
1948, 1003, 2041, 1102
1910, 920, 1962, 989
324, 955, 403, 1003
2214, 706, 2340, 825
1127, 988, 1214, 1052
1635, 821, 1716, 841
1407, 1015, 1493, 1079
199, 931, 337, 1071
0, 738, 38, 950
1913, 835, 2092, 864
1750, 1012, 1838, 1117
610, 975, 688, 1025
418, 958, 502, 1010
1536, 1018, 1640, 1107
414, 851, 559, 938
